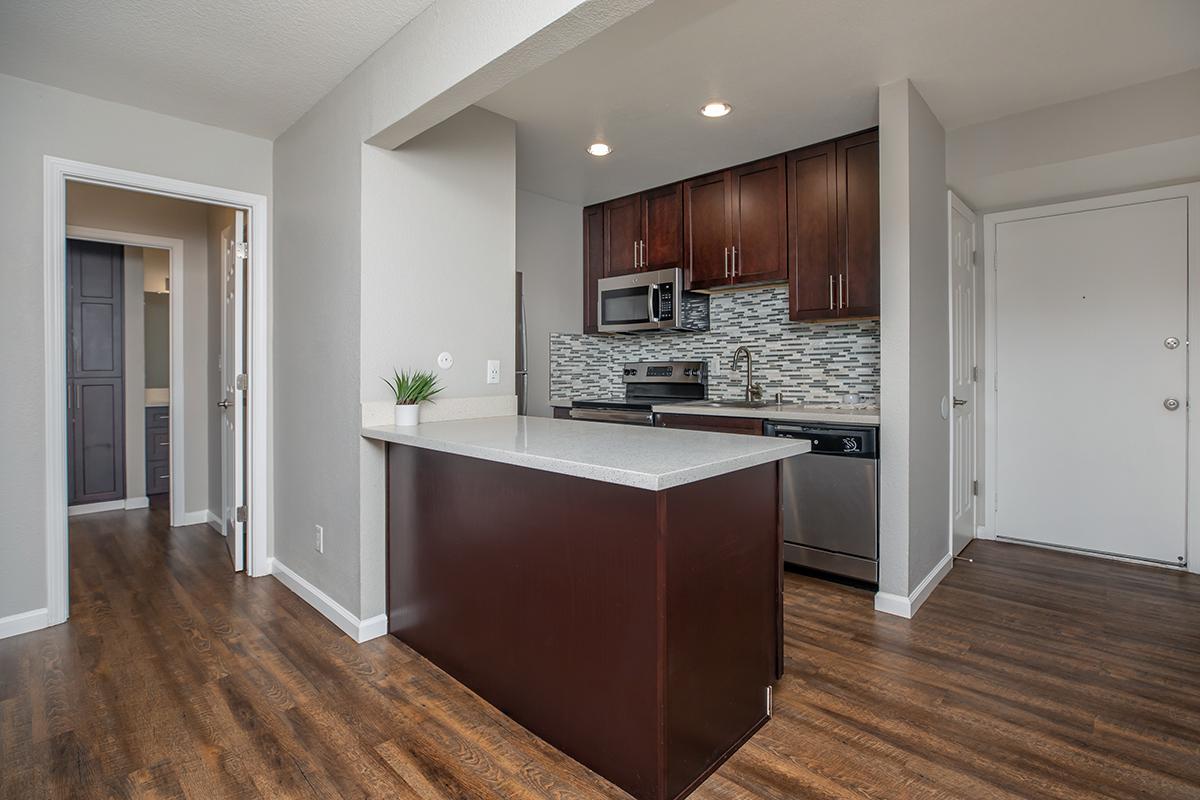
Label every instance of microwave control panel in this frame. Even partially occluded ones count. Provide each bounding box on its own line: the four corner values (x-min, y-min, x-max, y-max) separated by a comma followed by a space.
657, 284, 674, 319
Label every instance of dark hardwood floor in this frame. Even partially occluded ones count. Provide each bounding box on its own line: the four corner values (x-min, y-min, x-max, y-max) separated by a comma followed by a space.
2, 506, 1199, 799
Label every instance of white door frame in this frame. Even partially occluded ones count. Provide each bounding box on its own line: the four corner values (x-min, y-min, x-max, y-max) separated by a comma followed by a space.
981, 181, 1200, 574
947, 191, 978, 555
44, 156, 272, 626
65, 225, 186, 527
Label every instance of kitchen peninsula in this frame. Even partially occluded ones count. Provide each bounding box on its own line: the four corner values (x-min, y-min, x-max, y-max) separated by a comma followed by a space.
362, 416, 808, 800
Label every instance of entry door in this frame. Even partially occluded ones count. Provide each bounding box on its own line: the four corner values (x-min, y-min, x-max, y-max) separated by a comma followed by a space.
220, 211, 246, 571
950, 194, 977, 555
994, 196, 1188, 565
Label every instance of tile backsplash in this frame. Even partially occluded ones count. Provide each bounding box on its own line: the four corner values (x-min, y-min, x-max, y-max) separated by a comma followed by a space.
550, 286, 880, 404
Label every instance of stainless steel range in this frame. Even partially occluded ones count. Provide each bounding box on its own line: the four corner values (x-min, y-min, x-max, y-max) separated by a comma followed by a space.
569, 361, 708, 426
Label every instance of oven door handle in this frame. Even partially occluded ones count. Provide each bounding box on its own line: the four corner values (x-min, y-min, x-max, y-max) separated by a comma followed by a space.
646, 283, 660, 323
568, 408, 655, 425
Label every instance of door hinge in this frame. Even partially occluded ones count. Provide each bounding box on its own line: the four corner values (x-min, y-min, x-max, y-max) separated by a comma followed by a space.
766, 685, 773, 716
972, 365, 978, 382
972, 480, 979, 497
235, 373, 248, 391
970, 246, 977, 266
235, 241, 248, 260
236, 505, 247, 523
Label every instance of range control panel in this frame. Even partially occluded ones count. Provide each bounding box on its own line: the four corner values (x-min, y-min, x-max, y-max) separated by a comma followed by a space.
621, 361, 708, 384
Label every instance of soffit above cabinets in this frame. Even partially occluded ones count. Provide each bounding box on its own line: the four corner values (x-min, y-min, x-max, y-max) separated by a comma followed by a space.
478, 0, 1200, 206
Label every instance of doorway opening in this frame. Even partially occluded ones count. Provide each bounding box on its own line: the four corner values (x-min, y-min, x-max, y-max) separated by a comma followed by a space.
43, 157, 270, 627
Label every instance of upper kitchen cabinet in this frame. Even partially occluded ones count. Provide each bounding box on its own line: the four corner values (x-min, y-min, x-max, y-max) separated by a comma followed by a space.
603, 193, 642, 277
583, 204, 604, 333
787, 128, 879, 321
684, 156, 787, 290
602, 185, 684, 278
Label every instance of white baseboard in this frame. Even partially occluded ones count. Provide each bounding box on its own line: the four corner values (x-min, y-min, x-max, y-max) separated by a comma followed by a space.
125, 496, 149, 510
68, 499, 126, 516
268, 558, 387, 643
206, 511, 223, 534
874, 552, 954, 619
0, 607, 50, 640
176, 510, 209, 526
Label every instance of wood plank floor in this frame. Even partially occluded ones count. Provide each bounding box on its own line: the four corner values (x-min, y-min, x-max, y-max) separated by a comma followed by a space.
2, 506, 1199, 799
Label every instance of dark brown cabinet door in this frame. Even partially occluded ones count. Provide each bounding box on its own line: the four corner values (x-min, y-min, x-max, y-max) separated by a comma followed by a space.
683, 171, 732, 289
787, 142, 838, 320
655, 413, 763, 436
837, 129, 880, 317
642, 183, 682, 270
603, 193, 642, 277
730, 156, 787, 285
583, 204, 604, 333
67, 239, 125, 506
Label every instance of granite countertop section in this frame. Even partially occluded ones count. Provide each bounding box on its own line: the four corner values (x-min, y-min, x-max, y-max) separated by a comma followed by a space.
652, 402, 880, 426
549, 398, 574, 408
361, 415, 809, 491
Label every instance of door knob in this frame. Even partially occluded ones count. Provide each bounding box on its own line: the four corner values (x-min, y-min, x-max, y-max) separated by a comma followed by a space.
217, 399, 232, 409
1164, 337, 1181, 350
1163, 398, 1181, 411
953, 398, 968, 407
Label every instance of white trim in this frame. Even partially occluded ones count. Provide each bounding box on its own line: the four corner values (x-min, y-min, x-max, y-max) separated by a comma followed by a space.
44, 156, 272, 628
268, 558, 388, 643
68, 499, 127, 517
982, 181, 1199, 575
176, 510, 210, 526
207, 510, 223, 534
873, 552, 954, 619
125, 496, 150, 510
0, 608, 50, 641
66, 224, 186, 527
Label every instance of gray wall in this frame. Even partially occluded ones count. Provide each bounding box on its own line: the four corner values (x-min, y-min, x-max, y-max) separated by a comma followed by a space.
0, 72, 271, 620
516, 189, 583, 417
143, 293, 169, 388
878, 78, 951, 601
66, 183, 216, 520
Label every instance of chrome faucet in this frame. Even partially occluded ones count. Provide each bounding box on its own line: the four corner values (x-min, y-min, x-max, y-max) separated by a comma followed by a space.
732, 346, 764, 402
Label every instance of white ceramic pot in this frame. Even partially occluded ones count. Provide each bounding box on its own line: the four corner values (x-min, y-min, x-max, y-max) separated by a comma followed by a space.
393, 404, 421, 426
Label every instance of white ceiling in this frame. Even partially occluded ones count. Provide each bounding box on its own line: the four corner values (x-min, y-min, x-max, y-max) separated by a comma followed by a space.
0, 0, 434, 138
478, 0, 1200, 206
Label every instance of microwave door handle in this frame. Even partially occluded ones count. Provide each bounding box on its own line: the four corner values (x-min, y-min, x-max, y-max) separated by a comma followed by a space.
647, 283, 660, 322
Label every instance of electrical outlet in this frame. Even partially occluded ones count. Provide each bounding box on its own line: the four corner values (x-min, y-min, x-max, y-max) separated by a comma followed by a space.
314, 524, 324, 554
486, 359, 501, 384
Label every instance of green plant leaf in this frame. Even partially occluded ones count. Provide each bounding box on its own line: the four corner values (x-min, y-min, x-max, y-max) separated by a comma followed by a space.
382, 368, 443, 405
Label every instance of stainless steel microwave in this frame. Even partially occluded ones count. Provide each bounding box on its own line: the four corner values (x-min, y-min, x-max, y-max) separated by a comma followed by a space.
596, 268, 710, 333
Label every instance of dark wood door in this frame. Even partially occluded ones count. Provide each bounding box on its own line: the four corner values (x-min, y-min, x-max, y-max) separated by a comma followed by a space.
730, 156, 787, 285
603, 193, 642, 277
655, 413, 763, 436
583, 204, 604, 333
787, 142, 838, 321
67, 239, 125, 505
683, 171, 732, 289
837, 130, 880, 317
642, 183, 682, 270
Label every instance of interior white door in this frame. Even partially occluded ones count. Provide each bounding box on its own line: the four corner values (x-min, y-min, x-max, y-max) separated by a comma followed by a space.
950, 193, 977, 556
221, 211, 246, 571
994, 196, 1188, 565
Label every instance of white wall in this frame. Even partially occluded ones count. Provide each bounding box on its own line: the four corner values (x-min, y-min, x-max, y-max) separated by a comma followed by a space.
66, 183, 217, 520
947, 68, 1200, 213
0, 72, 271, 622
517, 189, 583, 417
878, 78, 951, 609
272, 0, 645, 622
123, 246, 147, 500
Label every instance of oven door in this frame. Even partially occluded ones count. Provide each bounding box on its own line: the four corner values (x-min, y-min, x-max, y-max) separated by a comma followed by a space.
597, 268, 681, 332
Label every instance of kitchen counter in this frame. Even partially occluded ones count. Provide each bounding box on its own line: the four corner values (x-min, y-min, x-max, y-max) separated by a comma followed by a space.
362, 415, 808, 491
653, 402, 880, 426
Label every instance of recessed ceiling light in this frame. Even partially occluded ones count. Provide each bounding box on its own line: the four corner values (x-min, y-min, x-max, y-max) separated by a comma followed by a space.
587, 142, 612, 157
700, 101, 733, 118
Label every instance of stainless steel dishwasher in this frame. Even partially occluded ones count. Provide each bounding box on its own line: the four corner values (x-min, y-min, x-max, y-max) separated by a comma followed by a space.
764, 422, 879, 584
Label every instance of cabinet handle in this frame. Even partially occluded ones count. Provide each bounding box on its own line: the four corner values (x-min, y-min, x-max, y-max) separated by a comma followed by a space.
829, 275, 835, 310
639, 240, 645, 269
731, 245, 737, 277
843, 271, 849, 309
633, 241, 638, 270
724, 247, 730, 278
837, 273, 844, 309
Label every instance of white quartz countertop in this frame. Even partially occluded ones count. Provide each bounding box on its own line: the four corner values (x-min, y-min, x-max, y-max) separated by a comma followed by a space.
652, 402, 880, 426
361, 415, 809, 491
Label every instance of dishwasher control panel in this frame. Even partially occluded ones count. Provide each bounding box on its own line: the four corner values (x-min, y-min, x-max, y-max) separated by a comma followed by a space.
764, 423, 878, 458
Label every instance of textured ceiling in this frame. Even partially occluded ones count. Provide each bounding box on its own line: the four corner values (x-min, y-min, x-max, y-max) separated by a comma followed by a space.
478, 0, 1200, 205
0, 0, 435, 138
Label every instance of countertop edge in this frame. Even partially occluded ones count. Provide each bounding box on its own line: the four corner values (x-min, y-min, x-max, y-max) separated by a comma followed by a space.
651, 403, 881, 426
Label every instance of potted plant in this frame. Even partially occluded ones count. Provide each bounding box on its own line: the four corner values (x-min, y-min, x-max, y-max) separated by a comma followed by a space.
383, 368, 443, 426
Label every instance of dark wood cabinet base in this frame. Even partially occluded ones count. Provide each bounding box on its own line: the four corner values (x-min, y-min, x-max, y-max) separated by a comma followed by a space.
387, 445, 781, 800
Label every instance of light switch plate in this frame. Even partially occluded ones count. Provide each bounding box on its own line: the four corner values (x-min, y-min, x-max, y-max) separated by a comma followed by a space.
486, 360, 501, 384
